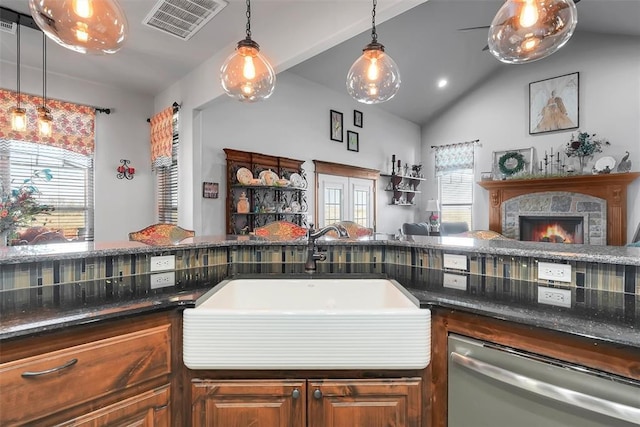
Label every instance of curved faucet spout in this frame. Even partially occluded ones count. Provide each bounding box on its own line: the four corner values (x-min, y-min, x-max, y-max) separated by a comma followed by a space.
305, 224, 349, 273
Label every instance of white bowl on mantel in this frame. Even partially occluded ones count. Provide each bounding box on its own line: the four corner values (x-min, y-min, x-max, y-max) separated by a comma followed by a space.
183, 278, 430, 370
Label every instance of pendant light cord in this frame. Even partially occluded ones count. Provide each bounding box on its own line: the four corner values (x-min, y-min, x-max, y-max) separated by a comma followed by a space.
16, 23, 21, 109
42, 33, 47, 109
245, 0, 251, 40
371, 0, 378, 43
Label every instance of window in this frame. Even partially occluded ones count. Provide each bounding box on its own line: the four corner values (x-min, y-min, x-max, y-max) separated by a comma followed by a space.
439, 170, 473, 228
434, 141, 476, 230
155, 111, 179, 223
318, 175, 373, 228
1, 140, 94, 239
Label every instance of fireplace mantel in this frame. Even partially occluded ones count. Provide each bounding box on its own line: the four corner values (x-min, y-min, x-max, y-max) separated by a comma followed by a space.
478, 172, 640, 246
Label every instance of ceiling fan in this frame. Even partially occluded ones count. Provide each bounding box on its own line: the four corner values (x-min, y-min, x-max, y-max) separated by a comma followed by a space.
459, 0, 581, 52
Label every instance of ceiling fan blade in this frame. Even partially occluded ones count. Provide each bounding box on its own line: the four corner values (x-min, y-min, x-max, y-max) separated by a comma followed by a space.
457, 25, 490, 31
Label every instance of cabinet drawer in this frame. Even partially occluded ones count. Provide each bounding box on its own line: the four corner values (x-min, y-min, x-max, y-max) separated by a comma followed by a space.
0, 324, 171, 426
443, 253, 468, 271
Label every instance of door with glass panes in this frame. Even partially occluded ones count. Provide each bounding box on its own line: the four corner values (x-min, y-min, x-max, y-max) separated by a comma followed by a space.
317, 174, 373, 229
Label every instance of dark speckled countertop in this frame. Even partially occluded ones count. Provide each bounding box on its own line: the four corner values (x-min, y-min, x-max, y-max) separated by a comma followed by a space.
1, 270, 638, 349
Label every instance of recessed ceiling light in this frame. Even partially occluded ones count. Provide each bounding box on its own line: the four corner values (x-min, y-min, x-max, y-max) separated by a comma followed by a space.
437, 79, 448, 88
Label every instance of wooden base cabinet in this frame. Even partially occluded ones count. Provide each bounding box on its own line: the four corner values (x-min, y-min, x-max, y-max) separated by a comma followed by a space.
191, 378, 421, 427
191, 380, 306, 427
0, 313, 174, 427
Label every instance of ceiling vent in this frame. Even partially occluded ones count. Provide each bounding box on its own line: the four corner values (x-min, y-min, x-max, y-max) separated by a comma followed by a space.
0, 19, 17, 35
143, 0, 227, 40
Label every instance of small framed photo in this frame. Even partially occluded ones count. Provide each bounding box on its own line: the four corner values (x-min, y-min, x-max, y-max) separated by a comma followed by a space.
202, 182, 219, 199
529, 72, 579, 134
347, 130, 359, 152
330, 109, 343, 142
354, 110, 363, 128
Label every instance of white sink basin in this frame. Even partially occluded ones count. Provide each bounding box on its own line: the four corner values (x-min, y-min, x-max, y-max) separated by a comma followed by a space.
183, 278, 430, 370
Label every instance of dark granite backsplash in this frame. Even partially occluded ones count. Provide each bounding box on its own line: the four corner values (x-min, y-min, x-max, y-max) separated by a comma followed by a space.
1, 242, 638, 334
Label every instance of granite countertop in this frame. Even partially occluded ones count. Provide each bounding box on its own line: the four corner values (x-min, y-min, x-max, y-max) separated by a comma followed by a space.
1, 235, 639, 266
1, 273, 638, 349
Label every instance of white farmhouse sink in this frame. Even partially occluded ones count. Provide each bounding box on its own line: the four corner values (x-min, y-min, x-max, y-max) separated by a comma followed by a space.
183, 278, 430, 370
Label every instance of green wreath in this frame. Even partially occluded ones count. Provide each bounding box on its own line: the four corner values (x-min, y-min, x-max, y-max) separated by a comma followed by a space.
498, 152, 525, 176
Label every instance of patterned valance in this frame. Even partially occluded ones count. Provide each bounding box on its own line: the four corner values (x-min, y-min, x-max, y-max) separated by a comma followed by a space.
0, 89, 95, 156
434, 141, 476, 176
150, 106, 174, 168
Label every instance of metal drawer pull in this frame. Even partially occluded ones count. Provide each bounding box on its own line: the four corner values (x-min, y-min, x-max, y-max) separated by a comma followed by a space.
292, 388, 300, 399
450, 352, 640, 425
21, 358, 78, 378
313, 389, 323, 399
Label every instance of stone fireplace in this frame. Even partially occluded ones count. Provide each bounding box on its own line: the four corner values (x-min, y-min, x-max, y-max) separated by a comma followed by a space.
501, 192, 606, 245
478, 173, 640, 246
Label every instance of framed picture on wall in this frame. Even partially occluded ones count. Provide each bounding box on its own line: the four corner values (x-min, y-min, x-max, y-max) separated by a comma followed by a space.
354, 110, 363, 128
347, 131, 359, 152
203, 182, 219, 199
529, 72, 579, 134
330, 109, 343, 142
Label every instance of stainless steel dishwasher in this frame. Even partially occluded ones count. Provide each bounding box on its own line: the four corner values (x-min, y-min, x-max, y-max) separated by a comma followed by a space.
448, 334, 640, 427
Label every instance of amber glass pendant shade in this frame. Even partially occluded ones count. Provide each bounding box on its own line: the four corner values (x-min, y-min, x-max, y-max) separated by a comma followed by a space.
488, 0, 578, 64
11, 107, 27, 132
220, 39, 276, 102
29, 0, 128, 55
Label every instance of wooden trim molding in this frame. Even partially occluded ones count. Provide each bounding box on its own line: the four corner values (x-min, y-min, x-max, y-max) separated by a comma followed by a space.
477, 172, 640, 246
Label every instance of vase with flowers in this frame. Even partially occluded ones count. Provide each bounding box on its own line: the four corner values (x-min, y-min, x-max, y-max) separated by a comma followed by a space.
565, 131, 610, 174
0, 169, 54, 246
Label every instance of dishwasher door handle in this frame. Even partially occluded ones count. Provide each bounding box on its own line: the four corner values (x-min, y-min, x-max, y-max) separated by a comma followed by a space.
450, 352, 640, 425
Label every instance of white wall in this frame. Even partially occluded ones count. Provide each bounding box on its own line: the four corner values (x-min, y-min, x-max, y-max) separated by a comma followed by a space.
421, 32, 640, 244
1, 62, 155, 241
199, 71, 421, 236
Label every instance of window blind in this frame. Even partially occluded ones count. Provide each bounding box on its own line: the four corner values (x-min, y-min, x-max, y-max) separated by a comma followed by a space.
156, 113, 179, 223
439, 170, 473, 229
1, 140, 94, 239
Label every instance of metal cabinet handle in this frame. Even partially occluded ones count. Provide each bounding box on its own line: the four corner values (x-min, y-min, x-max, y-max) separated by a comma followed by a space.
313, 389, 323, 399
450, 352, 640, 425
21, 358, 78, 378
292, 388, 300, 399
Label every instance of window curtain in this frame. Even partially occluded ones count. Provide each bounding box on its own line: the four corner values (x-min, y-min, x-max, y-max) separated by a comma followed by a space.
150, 106, 174, 169
434, 141, 476, 176
0, 89, 95, 156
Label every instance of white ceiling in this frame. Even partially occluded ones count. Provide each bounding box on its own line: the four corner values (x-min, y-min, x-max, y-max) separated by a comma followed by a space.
1, 0, 639, 125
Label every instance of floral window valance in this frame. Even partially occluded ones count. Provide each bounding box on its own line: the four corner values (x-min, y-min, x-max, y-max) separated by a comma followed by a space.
434, 141, 477, 176
150, 106, 174, 168
0, 89, 95, 156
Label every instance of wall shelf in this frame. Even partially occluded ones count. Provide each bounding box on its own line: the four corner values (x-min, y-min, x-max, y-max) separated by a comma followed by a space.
380, 173, 426, 206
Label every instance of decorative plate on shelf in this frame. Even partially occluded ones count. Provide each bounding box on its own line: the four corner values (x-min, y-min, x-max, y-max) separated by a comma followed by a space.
289, 173, 304, 188
259, 169, 278, 186
594, 156, 616, 173
236, 167, 253, 185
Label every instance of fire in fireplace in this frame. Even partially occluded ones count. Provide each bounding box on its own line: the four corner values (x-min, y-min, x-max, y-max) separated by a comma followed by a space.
519, 216, 584, 244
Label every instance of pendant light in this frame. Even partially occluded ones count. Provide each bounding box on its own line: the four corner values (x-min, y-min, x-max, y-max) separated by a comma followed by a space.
488, 0, 578, 64
220, 0, 276, 102
28, 0, 128, 55
346, 0, 401, 104
10, 23, 27, 132
38, 33, 53, 137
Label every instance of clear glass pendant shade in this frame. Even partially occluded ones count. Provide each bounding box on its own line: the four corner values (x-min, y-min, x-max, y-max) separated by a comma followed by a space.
220, 40, 276, 102
488, 0, 578, 64
37, 107, 54, 137
29, 0, 128, 55
347, 43, 401, 104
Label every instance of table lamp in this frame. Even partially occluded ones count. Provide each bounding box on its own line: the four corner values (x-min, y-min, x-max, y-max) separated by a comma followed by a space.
425, 199, 440, 231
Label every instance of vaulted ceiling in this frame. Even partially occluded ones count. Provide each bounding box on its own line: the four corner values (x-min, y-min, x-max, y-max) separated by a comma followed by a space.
1, 0, 638, 125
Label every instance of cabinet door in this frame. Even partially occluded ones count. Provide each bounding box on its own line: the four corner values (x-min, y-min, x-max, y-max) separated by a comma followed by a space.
308, 378, 421, 427
191, 379, 305, 427
55, 386, 170, 427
